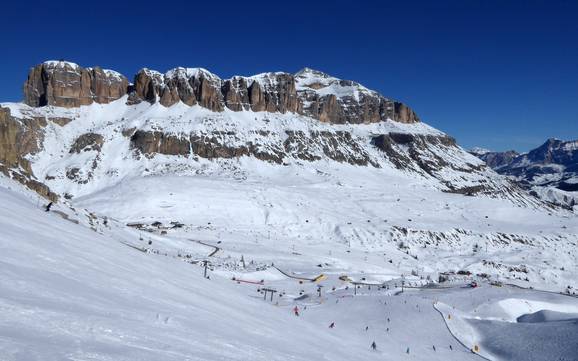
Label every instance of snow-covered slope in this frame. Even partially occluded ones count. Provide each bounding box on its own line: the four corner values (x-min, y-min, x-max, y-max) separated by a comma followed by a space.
0, 176, 376, 361
1, 61, 577, 360
470, 138, 578, 209
1, 97, 534, 205
1, 176, 576, 361
0, 64, 574, 292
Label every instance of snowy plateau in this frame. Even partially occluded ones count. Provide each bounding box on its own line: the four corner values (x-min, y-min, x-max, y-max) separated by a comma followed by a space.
0, 61, 577, 361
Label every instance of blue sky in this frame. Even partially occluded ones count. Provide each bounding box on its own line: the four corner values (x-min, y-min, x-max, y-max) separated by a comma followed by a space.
1, 0, 576, 151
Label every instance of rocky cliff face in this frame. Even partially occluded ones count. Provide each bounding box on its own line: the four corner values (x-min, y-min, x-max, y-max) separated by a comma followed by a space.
23, 61, 419, 125
126, 67, 419, 124
0, 106, 57, 201
24, 61, 129, 108
6, 60, 544, 209
128, 129, 378, 167
130, 69, 302, 114
294, 68, 419, 124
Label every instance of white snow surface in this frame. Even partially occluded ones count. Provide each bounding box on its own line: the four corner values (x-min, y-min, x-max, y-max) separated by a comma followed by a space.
1, 178, 576, 361
43, 60, 81, 70
0, 96, 577, 360
470, 147, 491, 155
294, 68, 380, 102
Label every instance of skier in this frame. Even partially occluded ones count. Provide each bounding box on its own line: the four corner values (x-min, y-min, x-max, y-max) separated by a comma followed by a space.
371, 341, 377, 351
365, 326, 369, 331
406, 347, 410, 354
449, 345, 453, 351
433, 345, 436, 351
329, 322, 335, 328
45, 202, 53, 212
293, 306, 299, 316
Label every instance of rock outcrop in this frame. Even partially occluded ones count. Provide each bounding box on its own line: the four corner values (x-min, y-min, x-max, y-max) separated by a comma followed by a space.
222, 77, 251, 111
22, 61, 420, 125
128, 129, 377, 167
131, 69, 164, 104
246, 73, 301, 113
372, 133, 460, 173
127, 67, 418, 124
370, 132, 519, 197
24, 61, 129, 108
294, 68, 419, 124
0, 107, 44, 172
70, 133, 104, 153
131, 67, 225, 110
0, 106, 58, 201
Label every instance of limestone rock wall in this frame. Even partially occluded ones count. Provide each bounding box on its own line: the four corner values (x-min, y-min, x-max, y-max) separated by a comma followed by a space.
22, 61, 421, 125
24, 61, 129, 108
128, 129, 377, 167
0, 106, 58, 201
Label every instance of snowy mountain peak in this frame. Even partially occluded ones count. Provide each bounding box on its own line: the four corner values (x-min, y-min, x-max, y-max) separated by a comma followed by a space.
469, 147, 491, 156
294, 67, 378, 101
139, 68, 163, 78
294, 67, 331, 78
42, 60, 81, 70
164, 67, 221, 82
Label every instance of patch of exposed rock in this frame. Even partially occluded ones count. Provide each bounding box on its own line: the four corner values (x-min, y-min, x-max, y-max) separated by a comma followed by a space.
24, 61, 129, 108
295, 68, 419, 124
70, 133, 104, 153
370, 132, 537, 202
0, 107, 45, 172
128, 129, 377, 167
371, 133, 462, 175
0, 106, 58, 201
23, 61, 420, 125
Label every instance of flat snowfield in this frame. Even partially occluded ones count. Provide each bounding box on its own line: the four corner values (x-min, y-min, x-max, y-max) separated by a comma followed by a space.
1, 177, 577, 361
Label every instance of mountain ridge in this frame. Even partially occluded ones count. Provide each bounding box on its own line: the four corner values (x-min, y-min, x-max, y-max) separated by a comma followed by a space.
470, 138, 578, 208
0, 60, 546, 212
23, 60, 419, 124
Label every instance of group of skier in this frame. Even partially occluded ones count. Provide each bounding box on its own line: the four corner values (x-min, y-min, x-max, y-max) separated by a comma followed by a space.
291, 304, 456, 355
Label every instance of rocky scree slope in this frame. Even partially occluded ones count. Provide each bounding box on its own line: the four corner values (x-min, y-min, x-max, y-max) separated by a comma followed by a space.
0, 60, 537, 207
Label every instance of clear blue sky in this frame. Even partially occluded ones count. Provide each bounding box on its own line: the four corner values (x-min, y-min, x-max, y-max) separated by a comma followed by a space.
1, 0, 576, 151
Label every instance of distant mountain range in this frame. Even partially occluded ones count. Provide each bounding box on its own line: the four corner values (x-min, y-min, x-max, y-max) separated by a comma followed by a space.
470, 139, 578, 208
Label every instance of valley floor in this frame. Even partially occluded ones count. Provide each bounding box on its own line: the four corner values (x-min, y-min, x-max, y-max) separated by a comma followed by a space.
0, 174, 577, 361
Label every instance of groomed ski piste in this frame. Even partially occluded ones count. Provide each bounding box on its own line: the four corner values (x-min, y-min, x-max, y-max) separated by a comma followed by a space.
1, 164, 577, 360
